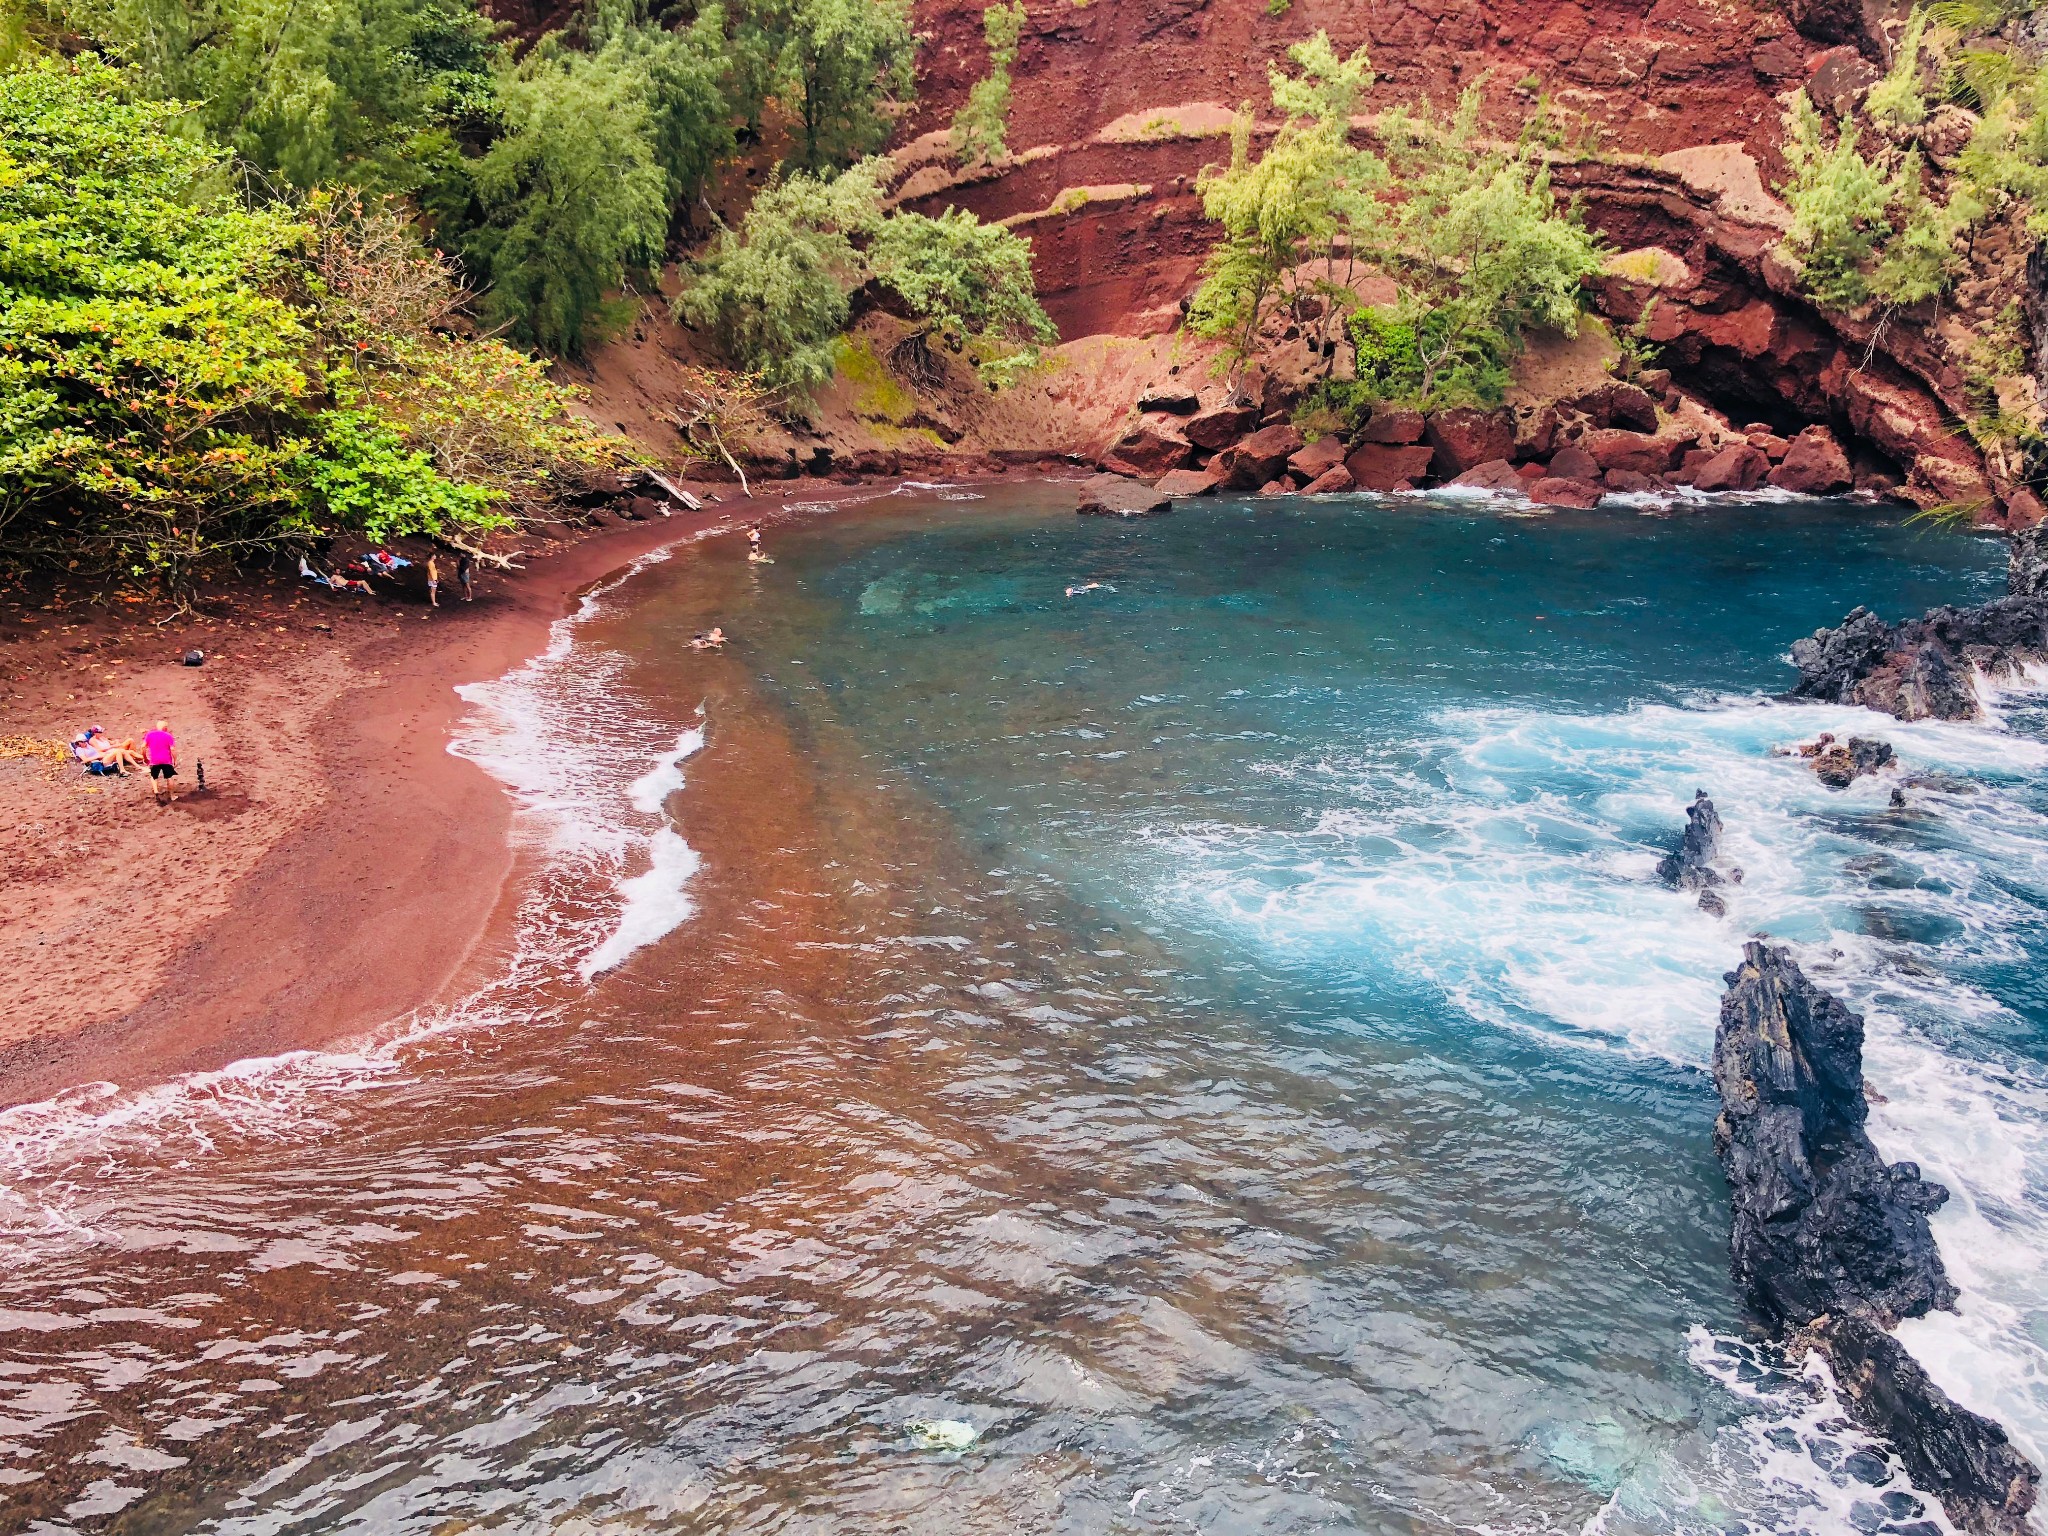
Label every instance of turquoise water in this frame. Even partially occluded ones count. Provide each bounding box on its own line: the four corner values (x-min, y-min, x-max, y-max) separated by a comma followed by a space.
0, 485, 2042, 1535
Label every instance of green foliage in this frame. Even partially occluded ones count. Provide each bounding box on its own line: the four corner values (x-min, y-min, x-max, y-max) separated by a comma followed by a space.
1263, 0, 1291, 15
0, 55, 313, 577
435, 38, 668, 353
588, 0, 735, 207
1187, 31, 1382, 373
1778, 93, 1894, 308
297, 407, 508, 543
777, 0, 915, 172
677, 158, 885, 394
1870, 151, 1983, 304
0, 58, 617, 587
59, 0, 496, 190
1357, 82, 1604, 405
952, 0, 1023, 165
679, 159, 1052, 395
867, 205, 1053, 376
1866, 9, 1932, 128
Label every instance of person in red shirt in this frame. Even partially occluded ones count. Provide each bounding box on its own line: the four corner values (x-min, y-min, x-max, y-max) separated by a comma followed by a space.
143, 720, 177, 803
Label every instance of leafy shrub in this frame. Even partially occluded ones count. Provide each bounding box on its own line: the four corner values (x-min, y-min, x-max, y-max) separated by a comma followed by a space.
679, 159, 1050, 395
1778, 95, 1894, 308
0, 56, 313, 579
297, 408, 508, 545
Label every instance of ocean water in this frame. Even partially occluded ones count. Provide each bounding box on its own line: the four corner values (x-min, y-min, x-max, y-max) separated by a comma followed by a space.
0, 484, 2041, 1535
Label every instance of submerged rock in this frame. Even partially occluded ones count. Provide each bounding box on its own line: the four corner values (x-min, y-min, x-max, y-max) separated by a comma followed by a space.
1712, 944, 2040, 1533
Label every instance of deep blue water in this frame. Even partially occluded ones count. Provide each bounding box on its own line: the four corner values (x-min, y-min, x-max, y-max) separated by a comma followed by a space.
1, 485, 2042, 1536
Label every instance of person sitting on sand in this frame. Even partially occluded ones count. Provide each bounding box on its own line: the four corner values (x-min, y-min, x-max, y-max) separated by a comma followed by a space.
72, 726, 143, 775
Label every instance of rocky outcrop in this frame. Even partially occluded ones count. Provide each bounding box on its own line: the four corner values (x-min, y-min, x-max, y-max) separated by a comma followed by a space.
1712, 944, 2039, 1533
1658, 790, 1736, 913
1789, 597, 2048, 722
1076, 472, 1172, 517
1812, 735, 1894, 788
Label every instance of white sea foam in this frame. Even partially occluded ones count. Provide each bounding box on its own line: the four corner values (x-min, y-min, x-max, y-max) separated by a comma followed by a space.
1154, 689, 2048, 1520
0, 531, 721, 1210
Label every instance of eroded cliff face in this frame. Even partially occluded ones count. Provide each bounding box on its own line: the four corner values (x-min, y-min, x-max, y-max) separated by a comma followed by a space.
885, 0, 2039, 519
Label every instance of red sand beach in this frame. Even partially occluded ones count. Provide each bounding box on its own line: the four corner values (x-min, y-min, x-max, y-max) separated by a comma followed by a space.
0, 502, 765, 1108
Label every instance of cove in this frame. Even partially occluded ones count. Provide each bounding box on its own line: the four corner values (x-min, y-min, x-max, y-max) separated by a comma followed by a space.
0, 484, 2040, 1536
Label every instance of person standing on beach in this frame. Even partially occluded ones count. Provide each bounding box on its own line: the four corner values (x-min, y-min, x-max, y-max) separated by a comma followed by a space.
426, 554, 440, 608
457, 552, 475, 602
143, 719, 177, 803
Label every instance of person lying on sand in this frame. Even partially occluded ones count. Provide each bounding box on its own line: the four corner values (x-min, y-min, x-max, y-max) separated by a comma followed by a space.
689, 627, 726, 651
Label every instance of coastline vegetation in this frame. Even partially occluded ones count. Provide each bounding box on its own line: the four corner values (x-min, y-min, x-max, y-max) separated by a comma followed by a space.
1186, 32, 1603, 412
0, 0, 1044, 592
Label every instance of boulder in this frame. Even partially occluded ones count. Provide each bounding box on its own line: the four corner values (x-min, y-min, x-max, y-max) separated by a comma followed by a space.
1424, 408, 1516, 478
1103, 421, 1193, 479
1790, 597, 2048, 722
1528, 477, 1603, 509
1357, 408, 1426, 445
1585, 428, 1686, 476
1569, 381, 1660, 433
1768, 426, 1854, 495
1076, 473, 1172, 518
1750, 432, 1791, 461
1257, 478, 1293, 496
1345, 443, 1436, 491
1154, 466, 1224, 498
1185, 404, 1258, 451
1812, 735, 1895, 788
1300, 464, 1355, 494
1221, 424, 1304, 489
1692, 443, 1771, 492
1656, 789, 1727, 896
1136, 384, 1199, 415
1547, 445, 1600, 482
1449, 459, 1526, 492
1604, 469, 1659, 494
1286, 435, 1348, 483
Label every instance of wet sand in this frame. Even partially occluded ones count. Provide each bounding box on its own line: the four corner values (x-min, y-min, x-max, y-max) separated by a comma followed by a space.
0, 503, 774, 1108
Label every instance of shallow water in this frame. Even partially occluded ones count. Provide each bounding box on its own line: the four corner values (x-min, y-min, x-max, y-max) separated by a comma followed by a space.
1, 486, 2041, 1535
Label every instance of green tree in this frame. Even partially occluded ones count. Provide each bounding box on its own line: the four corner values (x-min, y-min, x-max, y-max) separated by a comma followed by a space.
1186, 31, 1382, 377
59, 0, 495, 189
676, 158, 887, 393
867, 205, 1053, 376
1357, 82, 1604, 405
0, 56, 313, 579
588, 0, 735, 207
678, 157, 1052, 395
437, 39, 669, 352
778, 0, 915, 172
952, 0, 1023, 166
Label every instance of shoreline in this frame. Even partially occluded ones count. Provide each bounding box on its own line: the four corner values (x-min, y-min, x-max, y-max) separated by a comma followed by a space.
0, 497, 787, 1110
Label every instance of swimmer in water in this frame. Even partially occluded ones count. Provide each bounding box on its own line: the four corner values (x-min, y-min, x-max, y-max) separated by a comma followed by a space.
1065, 581, 1114, 598
746, 526, 772, 564
689, 626, 727, 651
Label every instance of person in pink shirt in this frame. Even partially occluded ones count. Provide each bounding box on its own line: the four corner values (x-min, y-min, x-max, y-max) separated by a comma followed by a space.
143, 719, 177, 802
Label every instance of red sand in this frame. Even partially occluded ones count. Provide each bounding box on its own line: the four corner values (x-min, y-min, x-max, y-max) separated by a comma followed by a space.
0, 506, 753, 1109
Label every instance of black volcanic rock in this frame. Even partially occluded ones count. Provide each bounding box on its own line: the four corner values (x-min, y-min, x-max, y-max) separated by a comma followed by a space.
1657, 791, 1736, 912
1711, 944, 2040, 1533
1714, 942, 1956, 1328
1813, 735, 1895, 788
1789, 596, 2048, 722
1814, 1313, 2041, 1536
2009, 522, 2048, 598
